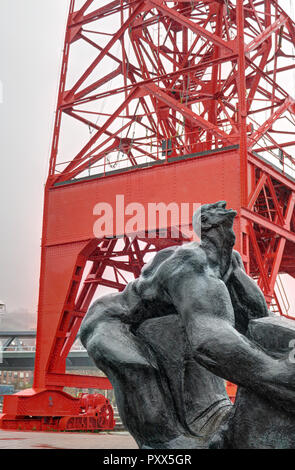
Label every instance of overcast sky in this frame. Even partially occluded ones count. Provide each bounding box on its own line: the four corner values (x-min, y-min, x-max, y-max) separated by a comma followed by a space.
0, 1, 294, 327
0, 1, 69, 319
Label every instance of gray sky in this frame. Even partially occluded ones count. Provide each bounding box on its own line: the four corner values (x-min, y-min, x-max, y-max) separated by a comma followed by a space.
0, 1, 69, 317
0, 1, 294, 326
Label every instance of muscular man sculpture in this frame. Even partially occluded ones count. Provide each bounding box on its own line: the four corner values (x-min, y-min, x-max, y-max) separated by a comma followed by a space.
81, 201, 295, 449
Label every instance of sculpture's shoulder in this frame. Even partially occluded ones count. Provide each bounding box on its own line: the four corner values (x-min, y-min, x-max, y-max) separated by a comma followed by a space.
141, 243, 214, 308
152, 242, 207, 284
140, 244, 180, 279
134, 243, 206, 297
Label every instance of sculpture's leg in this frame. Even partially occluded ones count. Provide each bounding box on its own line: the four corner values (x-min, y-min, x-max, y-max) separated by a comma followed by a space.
83, 316, 191, 447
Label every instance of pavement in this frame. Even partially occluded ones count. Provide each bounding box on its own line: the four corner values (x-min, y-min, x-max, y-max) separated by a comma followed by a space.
0, 429, 138, 449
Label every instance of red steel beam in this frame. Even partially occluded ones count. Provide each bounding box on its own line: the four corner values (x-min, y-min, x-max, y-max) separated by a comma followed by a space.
249, 97, 295, 146
245, 14, 288, 53
248, 154, 295, 192
46, 373, 112, 389
248, 173, 267, 210
143, 82, 234, 143
67, 0, 146, 97
241, 208, 295, 244
148, 0, 235, 53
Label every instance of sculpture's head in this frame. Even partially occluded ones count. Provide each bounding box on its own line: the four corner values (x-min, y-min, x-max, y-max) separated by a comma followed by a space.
192, 201, 237, 241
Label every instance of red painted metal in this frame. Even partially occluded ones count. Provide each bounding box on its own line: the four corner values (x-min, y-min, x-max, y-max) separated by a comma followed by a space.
226, 382, 237, 404
1, 0, 295, 429
0, 391, 114, 432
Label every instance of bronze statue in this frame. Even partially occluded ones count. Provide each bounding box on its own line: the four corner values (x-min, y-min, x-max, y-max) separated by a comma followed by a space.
81, 201, 295, 449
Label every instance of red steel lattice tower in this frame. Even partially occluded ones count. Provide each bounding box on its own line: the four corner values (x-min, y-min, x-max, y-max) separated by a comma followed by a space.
1, 0, 295, 429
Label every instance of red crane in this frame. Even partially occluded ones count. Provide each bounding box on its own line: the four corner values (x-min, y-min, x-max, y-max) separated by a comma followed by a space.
1, 0, 295, 431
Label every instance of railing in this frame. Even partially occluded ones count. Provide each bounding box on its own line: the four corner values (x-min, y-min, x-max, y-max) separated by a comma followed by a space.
253, 138, 295, 181
0, 345, 87, 353
0, 346, 36, 352
53, 128, 295, 184
54, 127, 238, 182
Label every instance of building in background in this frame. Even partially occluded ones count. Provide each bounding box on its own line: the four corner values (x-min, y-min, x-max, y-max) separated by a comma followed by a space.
0, 370, 33, 391
0, 301, 6, 316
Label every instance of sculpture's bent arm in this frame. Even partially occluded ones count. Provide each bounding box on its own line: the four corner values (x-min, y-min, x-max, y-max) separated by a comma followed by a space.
166, 268, 295, 412
80, 296, 156, 370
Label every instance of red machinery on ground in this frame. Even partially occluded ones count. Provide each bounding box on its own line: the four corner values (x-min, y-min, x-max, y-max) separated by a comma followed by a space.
0, 392, 114, 432
1, 0, 295, 431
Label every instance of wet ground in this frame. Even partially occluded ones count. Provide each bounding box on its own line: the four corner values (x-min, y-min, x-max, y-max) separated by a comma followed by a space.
0, 429, 137, 449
